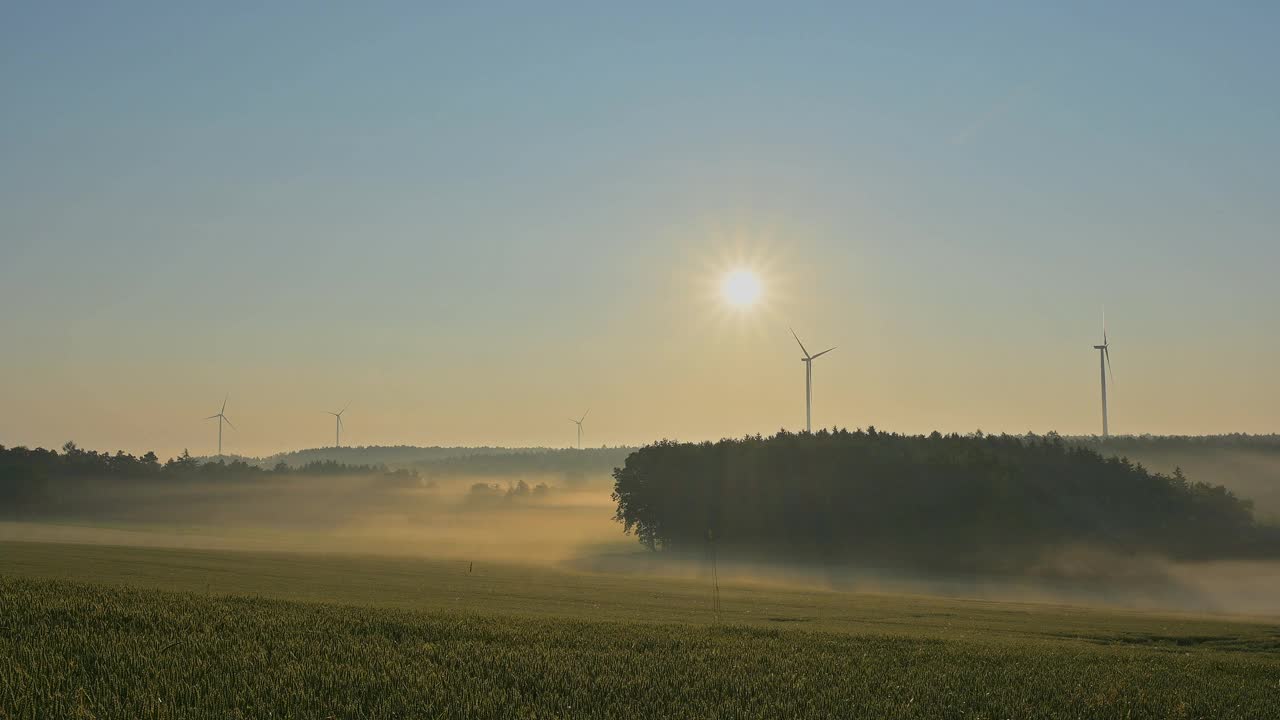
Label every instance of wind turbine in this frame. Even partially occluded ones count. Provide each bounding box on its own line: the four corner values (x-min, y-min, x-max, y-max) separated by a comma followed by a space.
1092, 313, 1114, 440
205, 395, 235, 457
326, 402, 350, 448
791, 329, 835, 433
569, 409, 589, 449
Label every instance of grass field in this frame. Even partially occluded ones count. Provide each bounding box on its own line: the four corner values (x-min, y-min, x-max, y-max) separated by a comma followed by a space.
2, 540, 1279, 718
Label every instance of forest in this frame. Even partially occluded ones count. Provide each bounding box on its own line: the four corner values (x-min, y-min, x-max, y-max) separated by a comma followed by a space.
261, 443, 634, 471
0, 442, 416, 517
1066, 434, 1280, 520
259, 445, 521, 468
1068, 434, 1280, 452
611, 430, 1280, 573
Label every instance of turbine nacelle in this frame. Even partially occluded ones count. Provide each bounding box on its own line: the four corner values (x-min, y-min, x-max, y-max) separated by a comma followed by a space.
799, 347, 835, 362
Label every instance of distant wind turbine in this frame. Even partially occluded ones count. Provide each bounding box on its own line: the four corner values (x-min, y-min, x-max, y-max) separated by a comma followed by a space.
326, 402, 350, 448
1092, 313, 1114, 440
569, 409, 590, 449
205, 395, 235, 457
791, 329, 835, 433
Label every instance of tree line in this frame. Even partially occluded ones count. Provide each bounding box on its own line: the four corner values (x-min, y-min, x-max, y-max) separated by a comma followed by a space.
260, 445, 522, 468
414, 447, 634, 485
1067, 433, 1280, 453
611, 429, 1280, 573
0, 442, 416, 516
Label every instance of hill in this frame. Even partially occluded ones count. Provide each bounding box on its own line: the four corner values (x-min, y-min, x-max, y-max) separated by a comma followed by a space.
256, 444, 525, 467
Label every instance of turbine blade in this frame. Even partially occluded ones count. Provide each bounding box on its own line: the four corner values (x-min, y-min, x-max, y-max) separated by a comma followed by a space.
222, 394, 228, 414
580, 409, 590, 422
222, 416, 236, 430
205, 415, 220, 420
340, 401, 351, 415
1105, 346, 1114, 386
810, 347, 836, 359
790, 328, 811, 358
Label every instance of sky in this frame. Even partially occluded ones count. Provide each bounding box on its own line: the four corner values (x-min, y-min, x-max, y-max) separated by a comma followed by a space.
2, 2, 1278, 458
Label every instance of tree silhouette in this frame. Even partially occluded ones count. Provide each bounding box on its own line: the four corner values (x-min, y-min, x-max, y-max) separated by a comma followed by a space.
612, 430, 1280, 572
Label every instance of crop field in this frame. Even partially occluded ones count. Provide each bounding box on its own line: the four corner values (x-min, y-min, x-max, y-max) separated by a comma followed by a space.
2, 540, 1279, 719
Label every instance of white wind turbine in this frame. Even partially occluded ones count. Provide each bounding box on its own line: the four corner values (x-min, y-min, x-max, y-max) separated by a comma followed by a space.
1092, 313, 1115, 440
791, 329, 835, 433
569, 409, 589, 449
326, 402, 350, 448
205, 394, 235, 457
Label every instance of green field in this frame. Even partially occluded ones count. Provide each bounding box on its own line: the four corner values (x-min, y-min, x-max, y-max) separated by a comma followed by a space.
2, 541, 1279, 718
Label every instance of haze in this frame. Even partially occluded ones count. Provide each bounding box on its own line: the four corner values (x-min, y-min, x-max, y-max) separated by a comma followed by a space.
3, 3, 1280, 459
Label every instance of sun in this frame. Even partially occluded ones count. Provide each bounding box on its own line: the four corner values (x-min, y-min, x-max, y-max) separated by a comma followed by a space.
720, 269, 762, 308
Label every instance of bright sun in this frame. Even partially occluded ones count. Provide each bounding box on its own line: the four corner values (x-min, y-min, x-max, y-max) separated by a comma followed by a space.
721, 269, 762, 308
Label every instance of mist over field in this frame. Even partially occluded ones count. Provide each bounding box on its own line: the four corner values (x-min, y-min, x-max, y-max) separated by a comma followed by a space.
3, 436, 1278, 617
0, 447, 627, 564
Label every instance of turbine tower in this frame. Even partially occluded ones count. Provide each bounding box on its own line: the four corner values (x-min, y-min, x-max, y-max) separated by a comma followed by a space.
326, 402, 349, 448
205, 395, 235, 457
569, 409, 589, 449
791, 329, 835, 433
1093, 316, 1114, 440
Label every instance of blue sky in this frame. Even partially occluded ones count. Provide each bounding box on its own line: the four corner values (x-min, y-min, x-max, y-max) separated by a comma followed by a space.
2, 2, 1278, 456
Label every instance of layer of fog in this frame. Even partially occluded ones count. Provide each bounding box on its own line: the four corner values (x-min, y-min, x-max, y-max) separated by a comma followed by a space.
567, 546, 1280, 618
1119, 448, 1280, 521
3, 472, 628, 563
5, 467, 1279, 618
